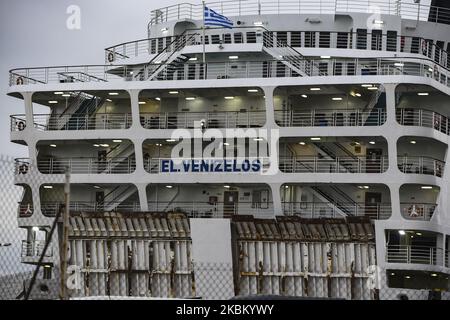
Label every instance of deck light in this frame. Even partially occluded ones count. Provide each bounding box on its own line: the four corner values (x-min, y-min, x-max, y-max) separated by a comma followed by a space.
367, 87, 378, 90
421, 186, 433, 190
253, 138, 264, 141
225, 96, 234, 100
186, 97, 196, 101
398, 230, 406, 235
169, 91, 179, 94
320, 55, 331, 59
166, 185, 173, 189
139, 101, 146, 105
394, 63, 404, 67
301, 94, 308, 98
106, 99, 112, 102
248, 89, 259, 93
416, 232, 422, 236
310, 137, 321, 141
62, 94, 71, 97
166, 139, 176, 142
113, 140, 122, 143
189, 57, 198, 61
50, 144, 57, 148
410, 140, 416, 144
100, 144, 110, 147
299, 142, 306, 145
332, 97, 343, 101
108, 92, 119, 96
229, 56, 239, 60
310, 88, 321, 91
93, 144, 100, 147
417, 92, 429, 96
223, 142, 230, 146
94, 186, 101, 189
391, 273, 395, 276
43, 186, 53, 189
431, 273, 438, 277
224, 185, 231, 188
361, 84, 373, 87
155, 97, 161, 101
369, 141, 376, 145
405, 276, 411, 279
48, 101, 58, 104
54, 92, 64, 95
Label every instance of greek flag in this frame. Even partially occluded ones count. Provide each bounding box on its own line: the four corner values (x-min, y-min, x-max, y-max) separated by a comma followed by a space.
204, 6, 233, 29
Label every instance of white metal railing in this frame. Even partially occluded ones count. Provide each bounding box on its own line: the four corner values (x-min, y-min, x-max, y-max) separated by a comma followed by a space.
40, 201, 141, 217
9, 57, 450, 88
282, 201, 391, 219
109, 27, 449, 68
15, 157, 136, 175
279, 156, 389, 173
396, 108, 450, 135
386, 245, 442, 265
148, 0, 450, 27
397, 156, 445, 177
400, 202, 437, 221
10, 113, 132, 132
275, 109, 386, 127
21, 240, 52, 258
147, 201, 274, 218
141, 111, 266, 129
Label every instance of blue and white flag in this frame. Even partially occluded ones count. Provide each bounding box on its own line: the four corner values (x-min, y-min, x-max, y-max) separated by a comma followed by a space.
204, 6, 233, 29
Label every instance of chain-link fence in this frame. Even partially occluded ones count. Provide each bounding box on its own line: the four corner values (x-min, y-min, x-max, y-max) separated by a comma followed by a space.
0, 154, 449, 300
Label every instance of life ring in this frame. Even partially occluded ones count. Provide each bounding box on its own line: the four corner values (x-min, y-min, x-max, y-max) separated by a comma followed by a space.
17, 121, 26, 131
107, 52, 115, 63
19, 164, 28, 174
16, 77, 24, 85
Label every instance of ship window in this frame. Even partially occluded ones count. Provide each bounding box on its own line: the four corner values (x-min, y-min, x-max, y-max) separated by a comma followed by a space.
435, 41, 444, 64
319, 62, 328, 74
386, 31, 397, 52
246, 32, 256, 43
211, 34, 221, 44
319, 32, 330, 48
157, 38, 164, 52
371, 30, 382, 50
337, 32, 349, 49
356, 29, 367, 49
410, 37, 420, 53
223, 33, 232, 44
334, 62, 343, 75
203, 35, 209, 45
276, 62, 286, 77
290, 32, 301, 47
277, 32, 287, 46
234, 32, 243, 43
304, 32, 316, 48
447, 43, 450, 68
150, 39, 157, 54
347, 62, 356, 75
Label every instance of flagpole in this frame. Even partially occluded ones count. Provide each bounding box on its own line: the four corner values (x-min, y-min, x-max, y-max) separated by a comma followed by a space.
202, 1, 206, 80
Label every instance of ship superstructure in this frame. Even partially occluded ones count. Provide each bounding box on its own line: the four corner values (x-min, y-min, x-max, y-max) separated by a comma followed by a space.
7, 0, 450, 299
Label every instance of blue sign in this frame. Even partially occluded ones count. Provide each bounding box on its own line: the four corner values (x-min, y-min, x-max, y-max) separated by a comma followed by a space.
160, 159, 262, 173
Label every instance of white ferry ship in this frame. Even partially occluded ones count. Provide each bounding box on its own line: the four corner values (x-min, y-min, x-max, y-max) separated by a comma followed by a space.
7, 0, 450, 300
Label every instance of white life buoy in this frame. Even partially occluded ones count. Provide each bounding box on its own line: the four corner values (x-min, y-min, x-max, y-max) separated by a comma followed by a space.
17, 121, 26, 131
107, 52, 115, 63
19, 164, 29, 174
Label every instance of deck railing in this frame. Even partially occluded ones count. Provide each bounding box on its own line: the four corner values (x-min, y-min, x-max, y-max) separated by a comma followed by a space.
15, 157, 136, 175
279, 156, 389, 173
275, 109, 386, 127
396, 108, 450, 135
147, 201, 274, 218
397, 156, 445, 177
400, 202, 437, 221
9, 57, 450, 88
386, 245, 441, 265
21, 240, 53, 258
147, 0, 450, 27
141, 110, 266, 129
10, 113, 132, 132
40, 201, 141, 216
282, 201, 391, 219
